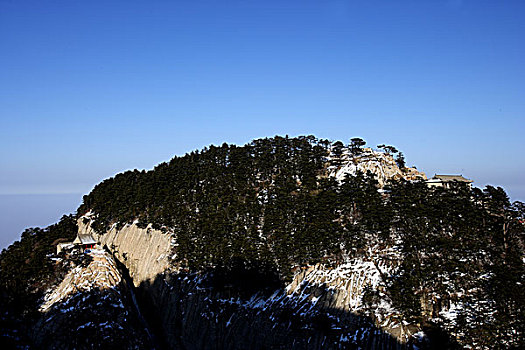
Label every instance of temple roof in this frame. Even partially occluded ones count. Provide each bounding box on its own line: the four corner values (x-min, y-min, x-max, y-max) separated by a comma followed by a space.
73, 234, 97, 245
431, 174, 473, 183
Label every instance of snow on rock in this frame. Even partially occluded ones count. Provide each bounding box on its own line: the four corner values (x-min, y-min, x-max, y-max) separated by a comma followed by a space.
78, 218, 172, 287
287, 259, 383, 311
34, 248, 153, 349
328, 147, 426, 187
40, 249, 122, 312
280, 242, 417, 343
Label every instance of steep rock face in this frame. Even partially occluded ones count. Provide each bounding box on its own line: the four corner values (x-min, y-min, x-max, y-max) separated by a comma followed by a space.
34, 249, 153, 349
39, 249, 122, 312
78, 217, 417, 349
72, 150, 426, 348
286, 252, 415, 343
138, 269, 409, 350
329, 148, 426, 186
78, 218, 173, 287
71, 148, 426, 349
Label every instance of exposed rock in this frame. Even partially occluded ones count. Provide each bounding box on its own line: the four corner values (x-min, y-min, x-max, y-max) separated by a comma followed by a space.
33, 249, 153, 349
76, 216, 417, 349
136, 269, 410, 350
78, 220, 173, 287
329, 147, 426, 186
67, 148, 427, 349
39, 249, 121, 312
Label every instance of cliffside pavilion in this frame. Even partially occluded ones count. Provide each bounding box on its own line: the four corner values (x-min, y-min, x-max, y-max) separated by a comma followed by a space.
56, 233, 97, 254
426, 174, 473, 189
73, 234, 97, 250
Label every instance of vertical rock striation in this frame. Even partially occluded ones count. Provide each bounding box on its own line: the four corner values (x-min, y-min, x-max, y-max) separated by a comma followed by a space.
34, 249, 153, 349
78, 219, 173, 287
77, 217, 415, 349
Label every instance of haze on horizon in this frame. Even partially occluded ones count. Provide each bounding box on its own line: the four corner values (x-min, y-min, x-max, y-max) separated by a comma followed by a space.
1, 1, 524, 247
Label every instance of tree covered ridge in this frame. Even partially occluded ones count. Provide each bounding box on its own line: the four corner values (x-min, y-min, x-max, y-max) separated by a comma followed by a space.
78, 135, 384, 270
0, 215, 80, 347
78, 135, 524, 348
0, 215, 78, 312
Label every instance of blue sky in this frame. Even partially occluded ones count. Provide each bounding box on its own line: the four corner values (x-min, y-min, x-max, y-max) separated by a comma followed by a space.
1, 0, 524, 206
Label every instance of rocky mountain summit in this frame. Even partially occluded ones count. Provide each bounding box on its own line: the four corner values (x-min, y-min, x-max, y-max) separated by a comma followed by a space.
1, 136, 523, 349
329, 147, 426, 186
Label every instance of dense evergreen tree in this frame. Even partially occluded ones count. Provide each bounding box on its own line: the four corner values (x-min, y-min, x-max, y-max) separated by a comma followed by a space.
0, 215, 79, 347
349, 137, 366, 155
0, 215, 78, 313
395, 152, 406, 169
74, 135, 524, 348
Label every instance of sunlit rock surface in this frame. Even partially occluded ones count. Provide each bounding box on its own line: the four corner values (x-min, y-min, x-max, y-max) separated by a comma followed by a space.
34, 249, 153, 349
78, 218, 172, 287
329, 147, 426, 186
62, 150, 430, 349
76, 214, 418, 349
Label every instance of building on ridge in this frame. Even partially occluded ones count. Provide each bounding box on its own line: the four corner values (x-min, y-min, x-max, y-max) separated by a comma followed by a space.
56, 233, 97, 254
426, 174, 473, 189
73, 234, 97, 250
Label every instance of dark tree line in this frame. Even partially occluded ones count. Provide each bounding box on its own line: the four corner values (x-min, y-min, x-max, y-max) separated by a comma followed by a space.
0, 215, 79, 347
75, 135, 524, 348
383, 182, 524, 348
0, 214, 78, 313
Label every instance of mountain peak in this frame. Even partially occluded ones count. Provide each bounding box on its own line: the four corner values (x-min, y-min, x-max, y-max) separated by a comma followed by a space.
329, 146, 427, 186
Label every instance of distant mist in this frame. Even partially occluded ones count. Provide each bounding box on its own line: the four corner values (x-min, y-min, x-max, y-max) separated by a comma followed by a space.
0, 194, 82, 249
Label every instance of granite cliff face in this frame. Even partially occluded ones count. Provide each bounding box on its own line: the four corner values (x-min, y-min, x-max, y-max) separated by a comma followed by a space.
61, 148, 430, 349
4, 137, 521, 349
78, 216, 172, 287
39, 249, 122, 312
329, 147, 426, 187
74, 216, 418, 349
33, 249, 153, 349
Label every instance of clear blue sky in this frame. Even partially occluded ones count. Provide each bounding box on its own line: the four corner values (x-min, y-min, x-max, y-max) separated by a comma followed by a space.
1, 0, 524, 206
